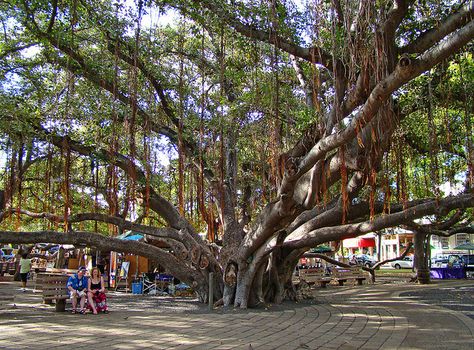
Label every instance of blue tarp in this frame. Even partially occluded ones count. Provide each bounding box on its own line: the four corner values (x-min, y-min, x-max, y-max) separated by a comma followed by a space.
116, 231, 143, 241
123, 234, 143, 241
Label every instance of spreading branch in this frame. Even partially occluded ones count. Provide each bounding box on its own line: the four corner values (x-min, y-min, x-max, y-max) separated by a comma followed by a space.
0, 230, 202, 284
400, 2, 474, 55
284, 194, 474, 250
188, 0, 336, 69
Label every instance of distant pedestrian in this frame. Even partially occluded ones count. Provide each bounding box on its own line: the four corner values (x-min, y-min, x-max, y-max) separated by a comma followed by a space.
349, 255, 357, 265
18, 254, 32, 291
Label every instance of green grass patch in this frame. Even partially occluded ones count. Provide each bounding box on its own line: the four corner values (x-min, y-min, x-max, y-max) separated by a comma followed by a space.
376, 268, 414, 274
374, 268, 415, 278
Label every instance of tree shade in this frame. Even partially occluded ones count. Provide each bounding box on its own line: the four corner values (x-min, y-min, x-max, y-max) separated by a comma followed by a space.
0, 0, 473, 307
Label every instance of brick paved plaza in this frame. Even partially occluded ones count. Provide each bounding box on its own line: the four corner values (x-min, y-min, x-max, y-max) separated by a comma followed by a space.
0, 278, 473, 349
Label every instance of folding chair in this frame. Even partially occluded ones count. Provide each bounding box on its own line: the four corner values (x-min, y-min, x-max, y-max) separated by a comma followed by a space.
141, 273, 156, 294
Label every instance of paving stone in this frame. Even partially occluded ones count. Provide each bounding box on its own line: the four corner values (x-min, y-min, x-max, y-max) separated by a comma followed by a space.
1, 279, 473, 349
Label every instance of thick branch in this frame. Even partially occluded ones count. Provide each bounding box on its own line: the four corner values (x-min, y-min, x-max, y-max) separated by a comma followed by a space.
280, 19, 474, 198
33, 125, 196, 235
284, 194, 474, 250
189, 0, 335, 69
43, 52, 177, 142
0, 43, 38, 60
400, 2, 474, 55
432, 209, 465, 230
0, 208, 61, 223
382, 0, 413, 44
104, 35, 178, 125
0, 230, 202, 285
70, 213, 183, 242
46, 0, 58, 33
448, 225, 474, 235
405, 221, 474, 237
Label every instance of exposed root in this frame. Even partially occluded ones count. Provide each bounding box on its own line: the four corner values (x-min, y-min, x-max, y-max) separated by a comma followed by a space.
213, 298, 224, 307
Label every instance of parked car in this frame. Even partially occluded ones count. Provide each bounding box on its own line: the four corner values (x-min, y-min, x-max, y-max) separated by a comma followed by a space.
350, 254, 376, 268
389, 256, 413, 269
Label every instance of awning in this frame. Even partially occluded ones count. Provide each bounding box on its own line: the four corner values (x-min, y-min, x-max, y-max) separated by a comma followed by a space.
343, 237, 375, 248
454, 243, 474, 250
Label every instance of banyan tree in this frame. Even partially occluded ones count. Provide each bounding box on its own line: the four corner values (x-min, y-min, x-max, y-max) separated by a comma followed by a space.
0, 1, 473, 307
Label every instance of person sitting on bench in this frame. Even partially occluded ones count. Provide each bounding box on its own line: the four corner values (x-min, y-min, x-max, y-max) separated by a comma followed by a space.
67, 266, 88, 314
87, 267, 108, 314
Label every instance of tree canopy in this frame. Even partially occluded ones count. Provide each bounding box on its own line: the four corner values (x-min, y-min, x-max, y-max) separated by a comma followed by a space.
0, 0, 473, 307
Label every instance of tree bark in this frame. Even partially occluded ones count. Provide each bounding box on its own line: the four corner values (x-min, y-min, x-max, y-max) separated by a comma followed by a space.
413, 231, 430, 284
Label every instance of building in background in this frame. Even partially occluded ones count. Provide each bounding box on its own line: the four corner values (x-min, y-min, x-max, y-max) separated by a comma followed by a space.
431, 232, 473, 258
379, 228, 414, 261
343, 234, 376, 257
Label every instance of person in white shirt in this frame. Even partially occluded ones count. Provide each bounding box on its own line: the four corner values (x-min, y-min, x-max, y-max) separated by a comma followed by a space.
19, 254, 32, 291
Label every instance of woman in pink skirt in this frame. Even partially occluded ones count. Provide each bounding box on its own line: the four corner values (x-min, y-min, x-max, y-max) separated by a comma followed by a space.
87, 267, 109, 314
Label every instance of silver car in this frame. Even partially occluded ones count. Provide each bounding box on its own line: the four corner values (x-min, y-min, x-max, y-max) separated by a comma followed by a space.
390, 256, 413, 269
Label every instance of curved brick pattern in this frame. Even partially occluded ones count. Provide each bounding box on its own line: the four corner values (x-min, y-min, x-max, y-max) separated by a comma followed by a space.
0, 279, 473, 349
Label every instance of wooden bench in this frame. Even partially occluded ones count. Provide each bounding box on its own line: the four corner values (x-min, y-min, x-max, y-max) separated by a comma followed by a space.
36, 273, 70, 312
298, 268, 332, 288
333, 267, 366, 286
0, 261, 18, 276
0, 262, 7, 276
8, 261, 19, 275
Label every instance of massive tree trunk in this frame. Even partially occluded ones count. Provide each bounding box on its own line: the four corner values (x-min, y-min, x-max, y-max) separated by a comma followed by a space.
0, 1, 473, 308
413, 231, 431, 284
